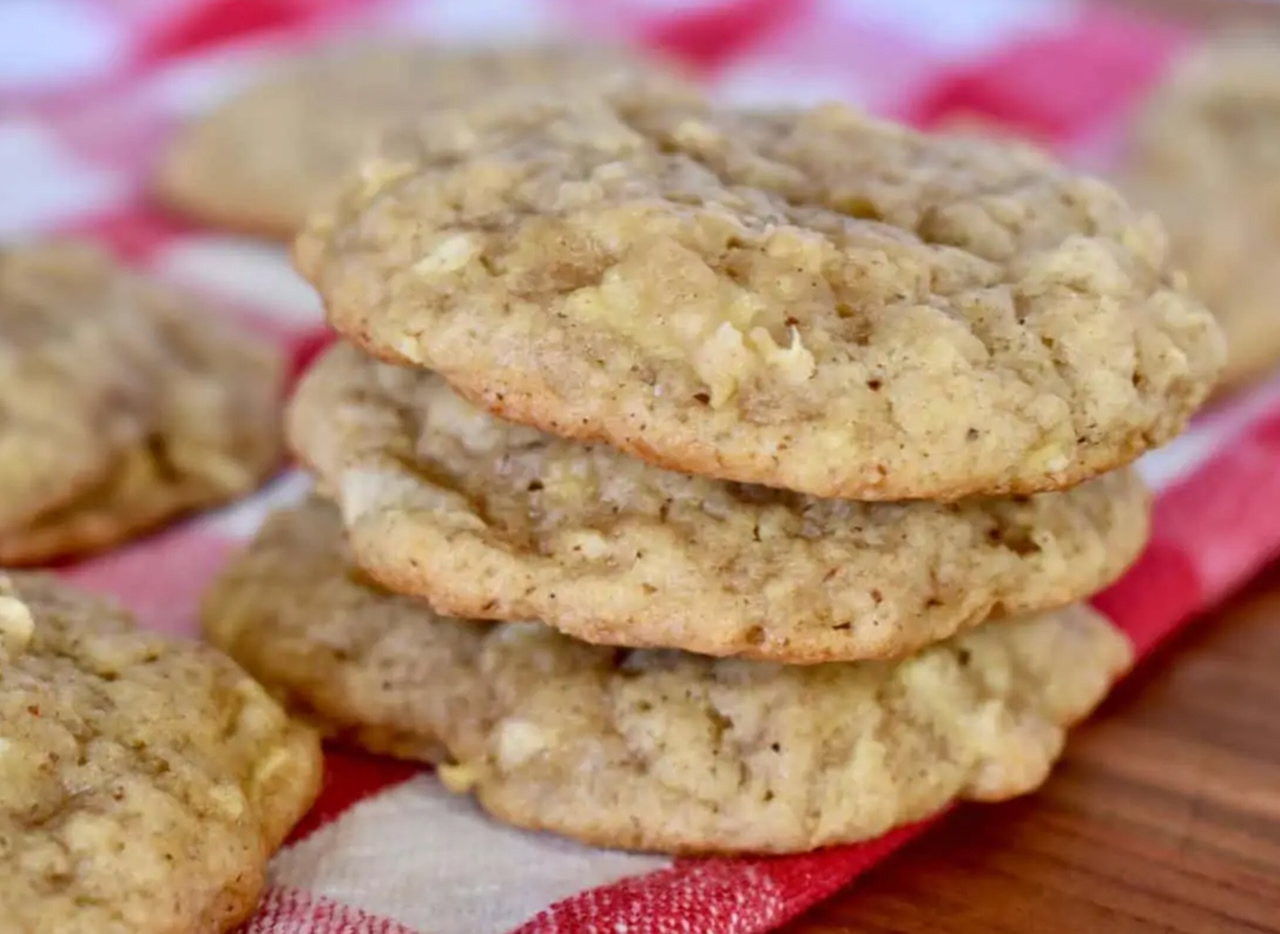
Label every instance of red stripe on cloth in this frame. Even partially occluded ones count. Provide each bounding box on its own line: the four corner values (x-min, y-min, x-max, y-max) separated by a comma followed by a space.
289, 750, 424, 845
1096, 407, 1280, 657
137, 0, 327, 62
1090, 542, 1201, 659
908, 9, 1187, 143
60, 208, 210, 264
59, 527, 238, 635
514, 826, 931, 934
1259, 409, 1280, 448
244, 885, 420, 934
641, 0, 812, 72
291, 328, 338, 382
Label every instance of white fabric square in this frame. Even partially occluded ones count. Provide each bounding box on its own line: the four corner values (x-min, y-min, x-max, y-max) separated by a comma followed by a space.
0, 120, 128, 234
157, 235, 323, 324
271, 775, 670, 934
0, 0, 125, 90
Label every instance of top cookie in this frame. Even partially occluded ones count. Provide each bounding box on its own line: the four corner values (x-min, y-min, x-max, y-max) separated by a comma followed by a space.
1121, 32, 1280, 392
0, 573, 322, 934
157, 42, 697, 239
0, 243, 285, 565
296, 93, 1224, 501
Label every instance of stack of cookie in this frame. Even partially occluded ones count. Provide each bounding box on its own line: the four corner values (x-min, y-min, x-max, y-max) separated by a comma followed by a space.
205, 76, 1225, 854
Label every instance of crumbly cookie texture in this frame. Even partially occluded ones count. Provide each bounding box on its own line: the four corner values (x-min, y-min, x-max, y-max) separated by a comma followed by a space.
446, 603, 1130, 854
0, 573, 322, 934
202, 496, 490, 762
200, 504, 1130, 855
157, 41, 697, 238
296, 93, 1223, 501
287, 342, 1150, 662
0, 242, 285, 565
1121, 32, 1280, 392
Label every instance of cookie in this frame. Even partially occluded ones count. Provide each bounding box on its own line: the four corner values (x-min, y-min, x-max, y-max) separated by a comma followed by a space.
157, 41, 697, 239
295, 93, 1223, 501
1121, 32, 1280, 392
287, 342, 1150, 662
202, 496, 486, 762
202, 500, 1131, 855
446, 603, 1130, 855
0, 243, 285, 565
0, 572, 322, 934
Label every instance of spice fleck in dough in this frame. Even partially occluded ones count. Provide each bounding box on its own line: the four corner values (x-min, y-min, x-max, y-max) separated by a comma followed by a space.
0, 243, 285, 565
296, 93, 1223, 501
287, 342, 1150, 662
0, 573, 322, 934
203, 500, 1131, 855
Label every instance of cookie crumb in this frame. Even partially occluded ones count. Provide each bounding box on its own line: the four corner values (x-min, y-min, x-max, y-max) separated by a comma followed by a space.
438, 762, 480, 794
0, 587, 33, 657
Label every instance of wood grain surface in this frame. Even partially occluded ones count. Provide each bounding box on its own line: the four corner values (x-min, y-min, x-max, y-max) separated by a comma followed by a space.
784, 567, 1280, 933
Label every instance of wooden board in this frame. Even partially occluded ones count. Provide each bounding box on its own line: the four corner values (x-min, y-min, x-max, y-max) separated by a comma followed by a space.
784, 565, 1280, 933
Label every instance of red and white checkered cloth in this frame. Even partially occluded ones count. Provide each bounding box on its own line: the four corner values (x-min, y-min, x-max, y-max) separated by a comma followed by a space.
4, 1, 1280, 932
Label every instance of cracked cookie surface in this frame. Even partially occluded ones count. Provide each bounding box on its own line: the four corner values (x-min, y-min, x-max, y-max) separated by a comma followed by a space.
0, 572, 322, 934
1122, 32, 1280, 392
201, 501, 1130, 855
287, 342, 1150, 662
296, 93, 1223, 500
158, 42, 696, 238
0, 243, 285, 565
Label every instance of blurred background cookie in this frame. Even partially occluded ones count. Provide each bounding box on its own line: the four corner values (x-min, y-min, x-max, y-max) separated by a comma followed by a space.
155, 41, 697, 239
1121, 31, 1280, 393
0, 243, 285, 565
